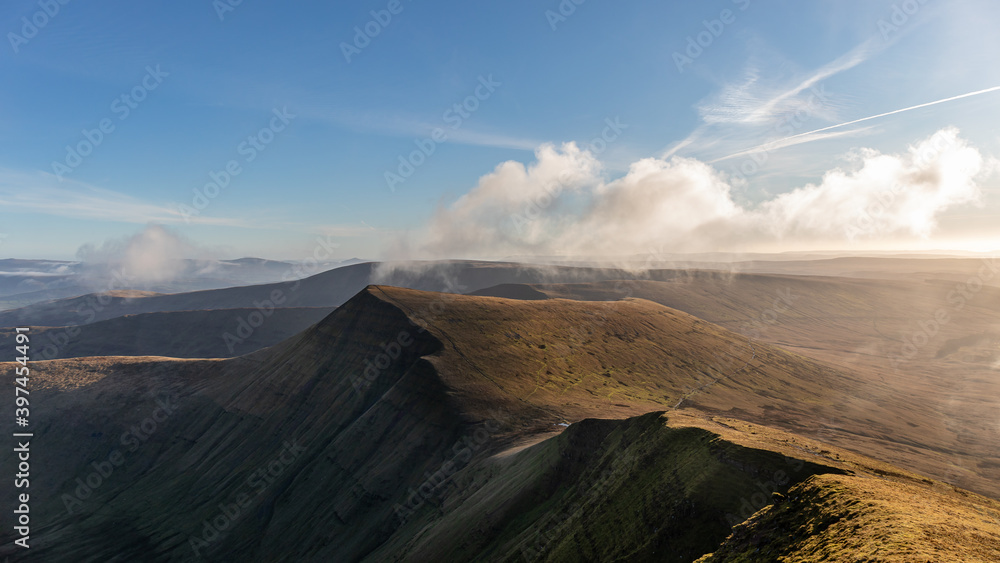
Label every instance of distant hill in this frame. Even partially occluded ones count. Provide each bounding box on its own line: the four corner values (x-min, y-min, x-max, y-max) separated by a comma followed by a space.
0, 260, 648, 327
0, 262, 376, 327
468, 283, 550, 300
0, 256, 363, 310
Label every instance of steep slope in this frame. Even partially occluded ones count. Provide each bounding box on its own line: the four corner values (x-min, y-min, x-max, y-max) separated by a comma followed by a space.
0, 306, 334, 359
0, 285, 856, 561
367, 412, 851, 562
1, 286, 997, 561
1, 288, 450, 561
369, 412, 1000, 562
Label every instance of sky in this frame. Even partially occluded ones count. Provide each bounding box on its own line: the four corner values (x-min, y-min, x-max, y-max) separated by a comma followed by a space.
1, 0, 999, 261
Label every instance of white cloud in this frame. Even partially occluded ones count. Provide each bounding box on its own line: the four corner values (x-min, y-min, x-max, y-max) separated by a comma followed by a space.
418, 143, 602, 257
401, 128, 992, 258
761, 128, 984, 239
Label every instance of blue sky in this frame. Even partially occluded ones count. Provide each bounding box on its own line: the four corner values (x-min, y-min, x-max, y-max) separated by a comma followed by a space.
1, 0, 999, 260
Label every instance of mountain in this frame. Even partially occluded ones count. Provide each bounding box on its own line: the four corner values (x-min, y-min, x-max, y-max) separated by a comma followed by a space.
6, 262, 998, 500
1, 286, 997, 561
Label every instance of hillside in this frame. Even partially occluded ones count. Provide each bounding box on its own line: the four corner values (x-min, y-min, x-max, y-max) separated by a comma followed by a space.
1, 286, 997, 561
698, 472, 1000, 562
375, 412, 1000, 563
482, 273, 1000, 497
0, 286, 852, 559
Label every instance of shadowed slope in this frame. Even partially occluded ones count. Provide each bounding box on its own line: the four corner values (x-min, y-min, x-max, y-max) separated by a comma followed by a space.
368, 411, 1000, 562
0, 285, 857, 561
0, 307, 335, 359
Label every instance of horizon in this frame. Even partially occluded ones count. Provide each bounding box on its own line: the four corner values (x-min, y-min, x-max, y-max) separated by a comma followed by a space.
6, 248, 1000, 266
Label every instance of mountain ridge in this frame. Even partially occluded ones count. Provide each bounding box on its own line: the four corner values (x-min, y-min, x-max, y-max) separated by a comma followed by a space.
1, 285, 997, 561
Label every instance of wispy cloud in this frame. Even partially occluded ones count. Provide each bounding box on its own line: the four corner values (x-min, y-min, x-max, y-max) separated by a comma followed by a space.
0, 168, 395, 245
301, 106, 543, 151
0, 168, 249, 228
711, 86, 1000, 163
658, 39, 881, 171
740, 40, 873, 124
696, 40, 874, 126
438, 127, 543, 151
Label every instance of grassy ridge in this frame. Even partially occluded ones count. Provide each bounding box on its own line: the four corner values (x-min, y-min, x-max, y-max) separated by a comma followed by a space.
698, 473, 1000, 562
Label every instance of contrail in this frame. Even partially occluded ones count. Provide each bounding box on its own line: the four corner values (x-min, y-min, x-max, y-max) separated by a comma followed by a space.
710, 85, 1000, 163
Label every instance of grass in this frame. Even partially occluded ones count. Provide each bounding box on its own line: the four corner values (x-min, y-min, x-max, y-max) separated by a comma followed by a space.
697, 473, 1000, 562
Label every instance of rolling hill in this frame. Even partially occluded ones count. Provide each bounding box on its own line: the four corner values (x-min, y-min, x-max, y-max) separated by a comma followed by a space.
473, 272, 1000, 498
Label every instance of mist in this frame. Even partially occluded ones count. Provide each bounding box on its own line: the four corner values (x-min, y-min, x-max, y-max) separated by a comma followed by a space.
75, 224, 219, 289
